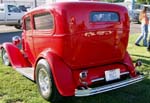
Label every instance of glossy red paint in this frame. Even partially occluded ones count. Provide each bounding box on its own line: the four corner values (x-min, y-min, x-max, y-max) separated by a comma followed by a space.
2, 42, 31, 68
23, 2, 130, 70
36, 50, 75, 96
0, 2, 143, 98
72, 52, 136, 87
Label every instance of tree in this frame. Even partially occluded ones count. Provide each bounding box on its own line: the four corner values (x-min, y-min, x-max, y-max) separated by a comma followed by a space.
137, 0, 150, 4
106, 0, 124, 2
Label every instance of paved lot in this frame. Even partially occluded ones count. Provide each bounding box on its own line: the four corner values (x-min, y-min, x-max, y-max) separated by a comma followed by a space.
0, 25, 21, 33
130, 22, 141, 34
0, 25, 22, 44
0, 31, 22, 44
0, 23, 141, 44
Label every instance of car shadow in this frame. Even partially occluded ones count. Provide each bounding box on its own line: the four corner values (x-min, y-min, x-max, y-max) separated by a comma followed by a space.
63, 79, 150, 103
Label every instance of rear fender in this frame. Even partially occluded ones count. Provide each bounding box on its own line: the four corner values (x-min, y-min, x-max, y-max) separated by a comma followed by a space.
35, 49, 75, 96
1, 42, 31, 68
123, 52, 136, 77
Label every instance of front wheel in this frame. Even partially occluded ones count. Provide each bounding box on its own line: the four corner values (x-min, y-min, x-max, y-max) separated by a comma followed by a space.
36, 59, 62, 102
1, 48, 11, 66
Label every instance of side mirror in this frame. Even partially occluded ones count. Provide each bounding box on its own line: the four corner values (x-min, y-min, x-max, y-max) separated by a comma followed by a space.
12, 36, 21, 46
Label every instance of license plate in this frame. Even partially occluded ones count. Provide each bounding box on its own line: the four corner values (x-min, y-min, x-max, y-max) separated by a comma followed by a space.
105, 69, 120, 81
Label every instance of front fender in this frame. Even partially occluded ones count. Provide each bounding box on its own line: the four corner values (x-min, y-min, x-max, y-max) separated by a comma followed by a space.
1, 42, 30, 68
35, 50, 75, 96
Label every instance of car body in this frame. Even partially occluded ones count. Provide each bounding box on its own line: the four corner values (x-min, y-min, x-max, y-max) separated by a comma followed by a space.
0, 2, 144, 102
0, 3, 25, 29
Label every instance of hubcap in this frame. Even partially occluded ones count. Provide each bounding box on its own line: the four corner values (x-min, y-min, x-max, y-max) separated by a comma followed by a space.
38, 68, 52, 97
2, 51, 10, 66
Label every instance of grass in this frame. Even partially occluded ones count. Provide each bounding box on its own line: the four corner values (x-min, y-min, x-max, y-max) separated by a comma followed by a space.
0, 34, 150, 103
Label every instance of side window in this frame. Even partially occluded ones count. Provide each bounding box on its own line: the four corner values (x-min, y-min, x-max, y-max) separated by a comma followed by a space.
8, 5, 21, 13
33, 12, 54, 30
25, 17, 31, 30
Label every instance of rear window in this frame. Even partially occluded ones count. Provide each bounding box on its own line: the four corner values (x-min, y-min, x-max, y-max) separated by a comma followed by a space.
90, 12, 119, 22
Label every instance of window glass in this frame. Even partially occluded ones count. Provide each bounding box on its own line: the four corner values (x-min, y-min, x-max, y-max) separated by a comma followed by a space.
18, 5, 27, 12
34, 13, 54, 30
25, 17, 31, 30
90, 12, 119, 22
8, 5, 21, 13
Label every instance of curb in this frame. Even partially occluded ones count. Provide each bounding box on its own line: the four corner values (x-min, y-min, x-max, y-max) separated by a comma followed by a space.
0, 31, 22, 34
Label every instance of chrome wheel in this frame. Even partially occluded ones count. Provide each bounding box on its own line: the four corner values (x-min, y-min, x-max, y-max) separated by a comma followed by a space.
38, 68, 52, 97
1, 48, 10, 66
36, 59, 62, 102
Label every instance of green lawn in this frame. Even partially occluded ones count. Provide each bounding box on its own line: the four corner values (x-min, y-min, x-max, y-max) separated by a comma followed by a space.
0, 34, 150, 103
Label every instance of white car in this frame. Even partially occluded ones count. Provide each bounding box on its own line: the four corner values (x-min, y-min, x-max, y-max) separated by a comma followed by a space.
0, 4, 25, 29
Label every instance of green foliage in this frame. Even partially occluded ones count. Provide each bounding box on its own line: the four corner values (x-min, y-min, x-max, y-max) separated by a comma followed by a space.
136, 0, 150, 4
106, 0, 124, 2
0, 34, 150, 103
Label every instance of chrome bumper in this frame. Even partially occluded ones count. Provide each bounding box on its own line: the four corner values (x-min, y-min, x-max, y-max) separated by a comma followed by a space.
75, 75, 144, 97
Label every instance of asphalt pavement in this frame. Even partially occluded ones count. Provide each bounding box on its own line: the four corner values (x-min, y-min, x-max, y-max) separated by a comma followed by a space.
130, 22, 141, 34
0, 25, 22, 33
0, 31, 22, 44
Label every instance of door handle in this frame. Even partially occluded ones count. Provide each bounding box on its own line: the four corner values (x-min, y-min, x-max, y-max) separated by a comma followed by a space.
8, 14, 11, 15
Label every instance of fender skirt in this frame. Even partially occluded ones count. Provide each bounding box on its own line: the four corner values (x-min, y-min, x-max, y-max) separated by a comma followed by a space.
1, 42, 30, 68
37, 51, 75, 96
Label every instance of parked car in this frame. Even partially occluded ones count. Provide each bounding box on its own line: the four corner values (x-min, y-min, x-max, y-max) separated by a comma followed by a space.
0, 3, 24, 29
0, 2, 144, 102
114, 2, 139, 23
130, 4, 150, 23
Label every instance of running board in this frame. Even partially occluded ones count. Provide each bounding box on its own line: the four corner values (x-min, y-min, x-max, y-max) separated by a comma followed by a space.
16, 67, 34, 81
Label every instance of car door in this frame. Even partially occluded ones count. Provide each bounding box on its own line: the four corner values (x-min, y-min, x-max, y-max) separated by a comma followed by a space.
6, 5, 23, 24
23, 15, 36, 65
32, 11, 54, 57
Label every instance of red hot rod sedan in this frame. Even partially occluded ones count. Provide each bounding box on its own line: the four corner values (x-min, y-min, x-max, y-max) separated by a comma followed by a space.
1, 1, 144, 102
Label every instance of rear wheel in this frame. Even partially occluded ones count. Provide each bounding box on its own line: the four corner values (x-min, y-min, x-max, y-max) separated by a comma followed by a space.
14, 25, 21, 29
1, 48, 11, 66
36, 59, 62, 103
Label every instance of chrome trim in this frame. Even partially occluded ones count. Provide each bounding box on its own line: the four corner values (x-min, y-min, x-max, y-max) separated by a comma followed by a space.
120, 71, 129, 75
75, 75, 144, 97
92, 77, 104, 83
92, 71, 130, 83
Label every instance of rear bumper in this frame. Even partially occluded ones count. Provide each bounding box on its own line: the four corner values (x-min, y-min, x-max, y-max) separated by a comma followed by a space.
75, 75, 144, 97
